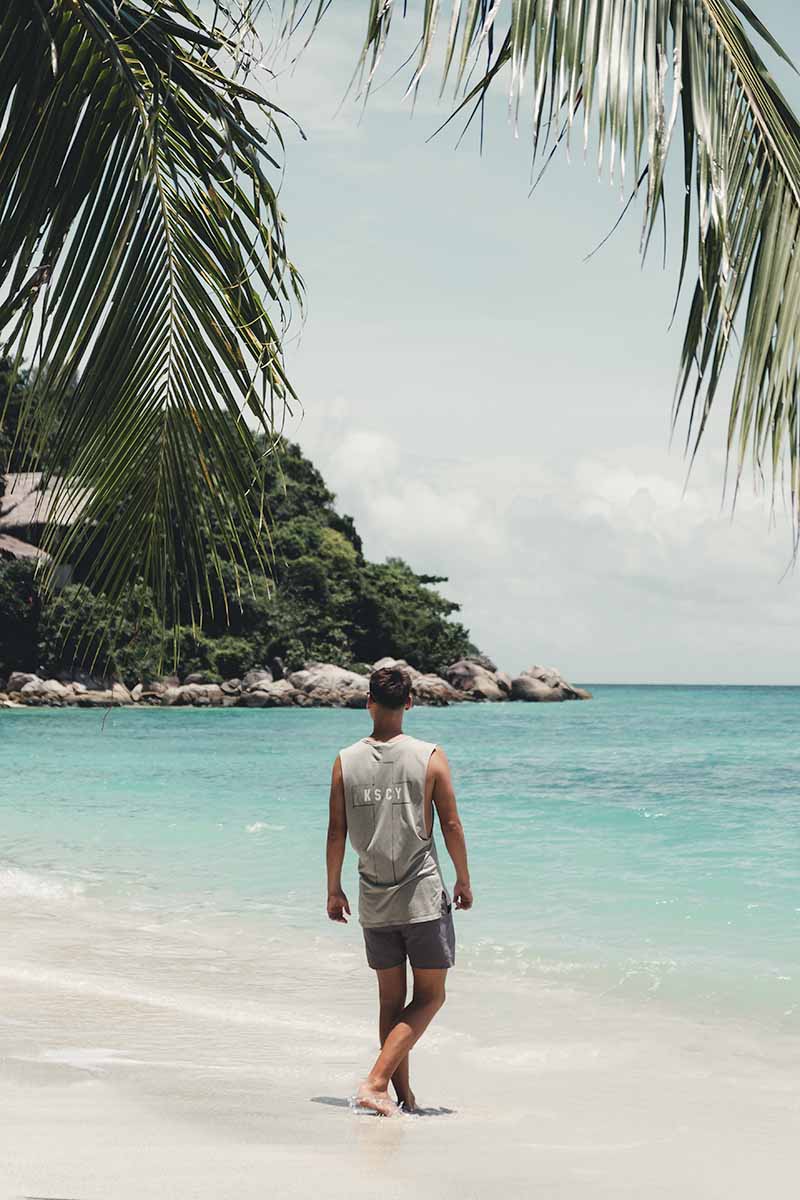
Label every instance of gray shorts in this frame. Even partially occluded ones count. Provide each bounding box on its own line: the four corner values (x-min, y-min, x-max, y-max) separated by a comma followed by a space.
362, 892, 455, 971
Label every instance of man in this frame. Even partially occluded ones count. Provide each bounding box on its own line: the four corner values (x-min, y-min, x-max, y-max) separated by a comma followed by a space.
326, 665, 473, 1116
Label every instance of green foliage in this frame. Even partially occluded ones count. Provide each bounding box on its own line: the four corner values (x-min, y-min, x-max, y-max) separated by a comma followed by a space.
173, 627, 223, 682
208, 636, 256, 681
37, 583, 165, 685
0, 358, 76, 487
0, 358, 30, 493
2, 2, 302, 619
0, 558, 40, 675
1, 427, 475, 681
352, 558, 475, 674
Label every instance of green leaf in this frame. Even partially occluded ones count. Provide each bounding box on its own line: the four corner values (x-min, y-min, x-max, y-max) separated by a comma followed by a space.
1, 0, 302, 622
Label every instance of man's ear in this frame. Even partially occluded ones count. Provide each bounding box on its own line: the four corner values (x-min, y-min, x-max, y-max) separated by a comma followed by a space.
405, 694, 414, 711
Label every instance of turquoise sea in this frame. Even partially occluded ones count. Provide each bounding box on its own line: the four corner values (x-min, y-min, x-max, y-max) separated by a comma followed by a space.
2, 686, 799, 1028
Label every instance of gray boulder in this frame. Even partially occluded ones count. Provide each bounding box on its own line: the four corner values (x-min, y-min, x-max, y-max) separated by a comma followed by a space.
111, 682, 133, 705
371, 657, 421, 681
221, 679, 241, 695
465, 653, 498, 672
74, 690, 115, 707
20, 678, 69, 702
164, 682, 225, 707
8, 671, 40, 692
130, 684, 144, 702
495, 671, 513, 696
523, 665, 565, 689
411, 674, 464, 706
288, 664, 369, 707
183, 672, 216, 686
242, 667, 273, 691
239, 678, 301, 708
142, 675, 179, 697
512, 665, 592, 702
511, 675, 562, 702
524, 665, 592, 700
444, 659, 506, 702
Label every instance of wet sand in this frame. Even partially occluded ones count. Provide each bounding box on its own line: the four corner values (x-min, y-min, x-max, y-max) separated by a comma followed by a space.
1, 895, 798, 1199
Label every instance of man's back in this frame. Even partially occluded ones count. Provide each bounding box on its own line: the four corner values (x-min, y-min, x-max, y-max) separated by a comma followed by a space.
339, 732, 447, 928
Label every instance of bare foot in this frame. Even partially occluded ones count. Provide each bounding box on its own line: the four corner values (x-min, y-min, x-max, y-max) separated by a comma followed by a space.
355, 1081, 400, 1117
395, 1090, 418, 1114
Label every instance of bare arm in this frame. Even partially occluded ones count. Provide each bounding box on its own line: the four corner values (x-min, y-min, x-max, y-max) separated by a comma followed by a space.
431, 748, 473, 910
326, 756, 351, 923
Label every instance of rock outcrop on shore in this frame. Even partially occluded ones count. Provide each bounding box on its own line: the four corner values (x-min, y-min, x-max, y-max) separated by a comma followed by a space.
511, 665, 593, 703
0, 659, 592, 709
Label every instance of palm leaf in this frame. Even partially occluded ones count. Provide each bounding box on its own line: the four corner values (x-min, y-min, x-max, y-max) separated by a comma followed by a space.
287, 0, 800, 526
0, 0, 302, 620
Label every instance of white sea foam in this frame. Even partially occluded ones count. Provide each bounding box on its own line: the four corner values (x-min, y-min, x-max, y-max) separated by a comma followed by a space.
0, 961, 373, 1042
35, 1046, 138, 1071
245, 821, 286, 833
0, 867, 85, 902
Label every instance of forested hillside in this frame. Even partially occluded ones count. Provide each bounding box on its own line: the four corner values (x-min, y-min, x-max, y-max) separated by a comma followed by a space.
0, 361, 475, 681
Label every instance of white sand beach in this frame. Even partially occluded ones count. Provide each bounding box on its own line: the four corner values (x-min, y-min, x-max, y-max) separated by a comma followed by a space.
1, 889, 798, 1200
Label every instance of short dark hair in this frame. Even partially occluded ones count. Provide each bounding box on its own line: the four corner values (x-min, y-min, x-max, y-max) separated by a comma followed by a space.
369, 666, 412, 709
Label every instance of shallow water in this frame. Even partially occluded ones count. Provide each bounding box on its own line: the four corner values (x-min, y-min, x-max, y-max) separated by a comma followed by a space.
2, 686, 799, 1027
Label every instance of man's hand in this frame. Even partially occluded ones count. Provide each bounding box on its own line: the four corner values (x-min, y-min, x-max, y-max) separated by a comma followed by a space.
327, 890, 351, 923
453, 880, 473, 910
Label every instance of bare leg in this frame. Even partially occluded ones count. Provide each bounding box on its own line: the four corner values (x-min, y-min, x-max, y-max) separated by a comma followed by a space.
376, 964, 415, 1110
357, 968, 447, 1116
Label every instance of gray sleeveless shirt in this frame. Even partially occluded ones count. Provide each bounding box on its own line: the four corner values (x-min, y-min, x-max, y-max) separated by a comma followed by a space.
339, 733, 447, 928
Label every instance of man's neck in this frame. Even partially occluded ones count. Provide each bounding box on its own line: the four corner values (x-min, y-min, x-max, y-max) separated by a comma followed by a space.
369, 714, 404, 742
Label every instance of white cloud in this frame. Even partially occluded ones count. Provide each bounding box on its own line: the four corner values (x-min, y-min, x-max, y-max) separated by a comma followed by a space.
288, 390, 799, 682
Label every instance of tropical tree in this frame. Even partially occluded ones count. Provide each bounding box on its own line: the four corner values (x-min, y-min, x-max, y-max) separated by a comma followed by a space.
2, 0, 800, 629
1, 0, 300, 621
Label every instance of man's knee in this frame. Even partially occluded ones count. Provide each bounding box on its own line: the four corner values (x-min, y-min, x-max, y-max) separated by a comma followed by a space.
380, 1000, 405, 1024
414, 986, 446, 1013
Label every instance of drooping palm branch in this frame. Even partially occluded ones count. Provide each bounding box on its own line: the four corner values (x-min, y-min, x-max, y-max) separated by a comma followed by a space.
288, 0, 800, 526
0, 0, 300, 620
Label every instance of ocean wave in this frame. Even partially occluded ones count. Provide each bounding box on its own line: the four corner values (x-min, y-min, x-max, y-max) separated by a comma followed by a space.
245, 821, 286, 833
0, 866, 85, 902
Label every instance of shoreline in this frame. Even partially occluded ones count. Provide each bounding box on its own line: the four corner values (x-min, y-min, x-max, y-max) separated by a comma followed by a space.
2, 859, 796, 1035
4, 681, 799, 713
1, 657, 592, 710
2, 890, 799, 1199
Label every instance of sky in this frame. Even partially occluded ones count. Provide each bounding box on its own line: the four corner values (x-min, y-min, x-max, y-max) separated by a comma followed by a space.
260, 1, 800, 684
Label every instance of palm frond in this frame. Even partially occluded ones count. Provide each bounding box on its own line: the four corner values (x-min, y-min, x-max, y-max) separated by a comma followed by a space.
287, 0, 800, 527
1, 0, 302, 619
